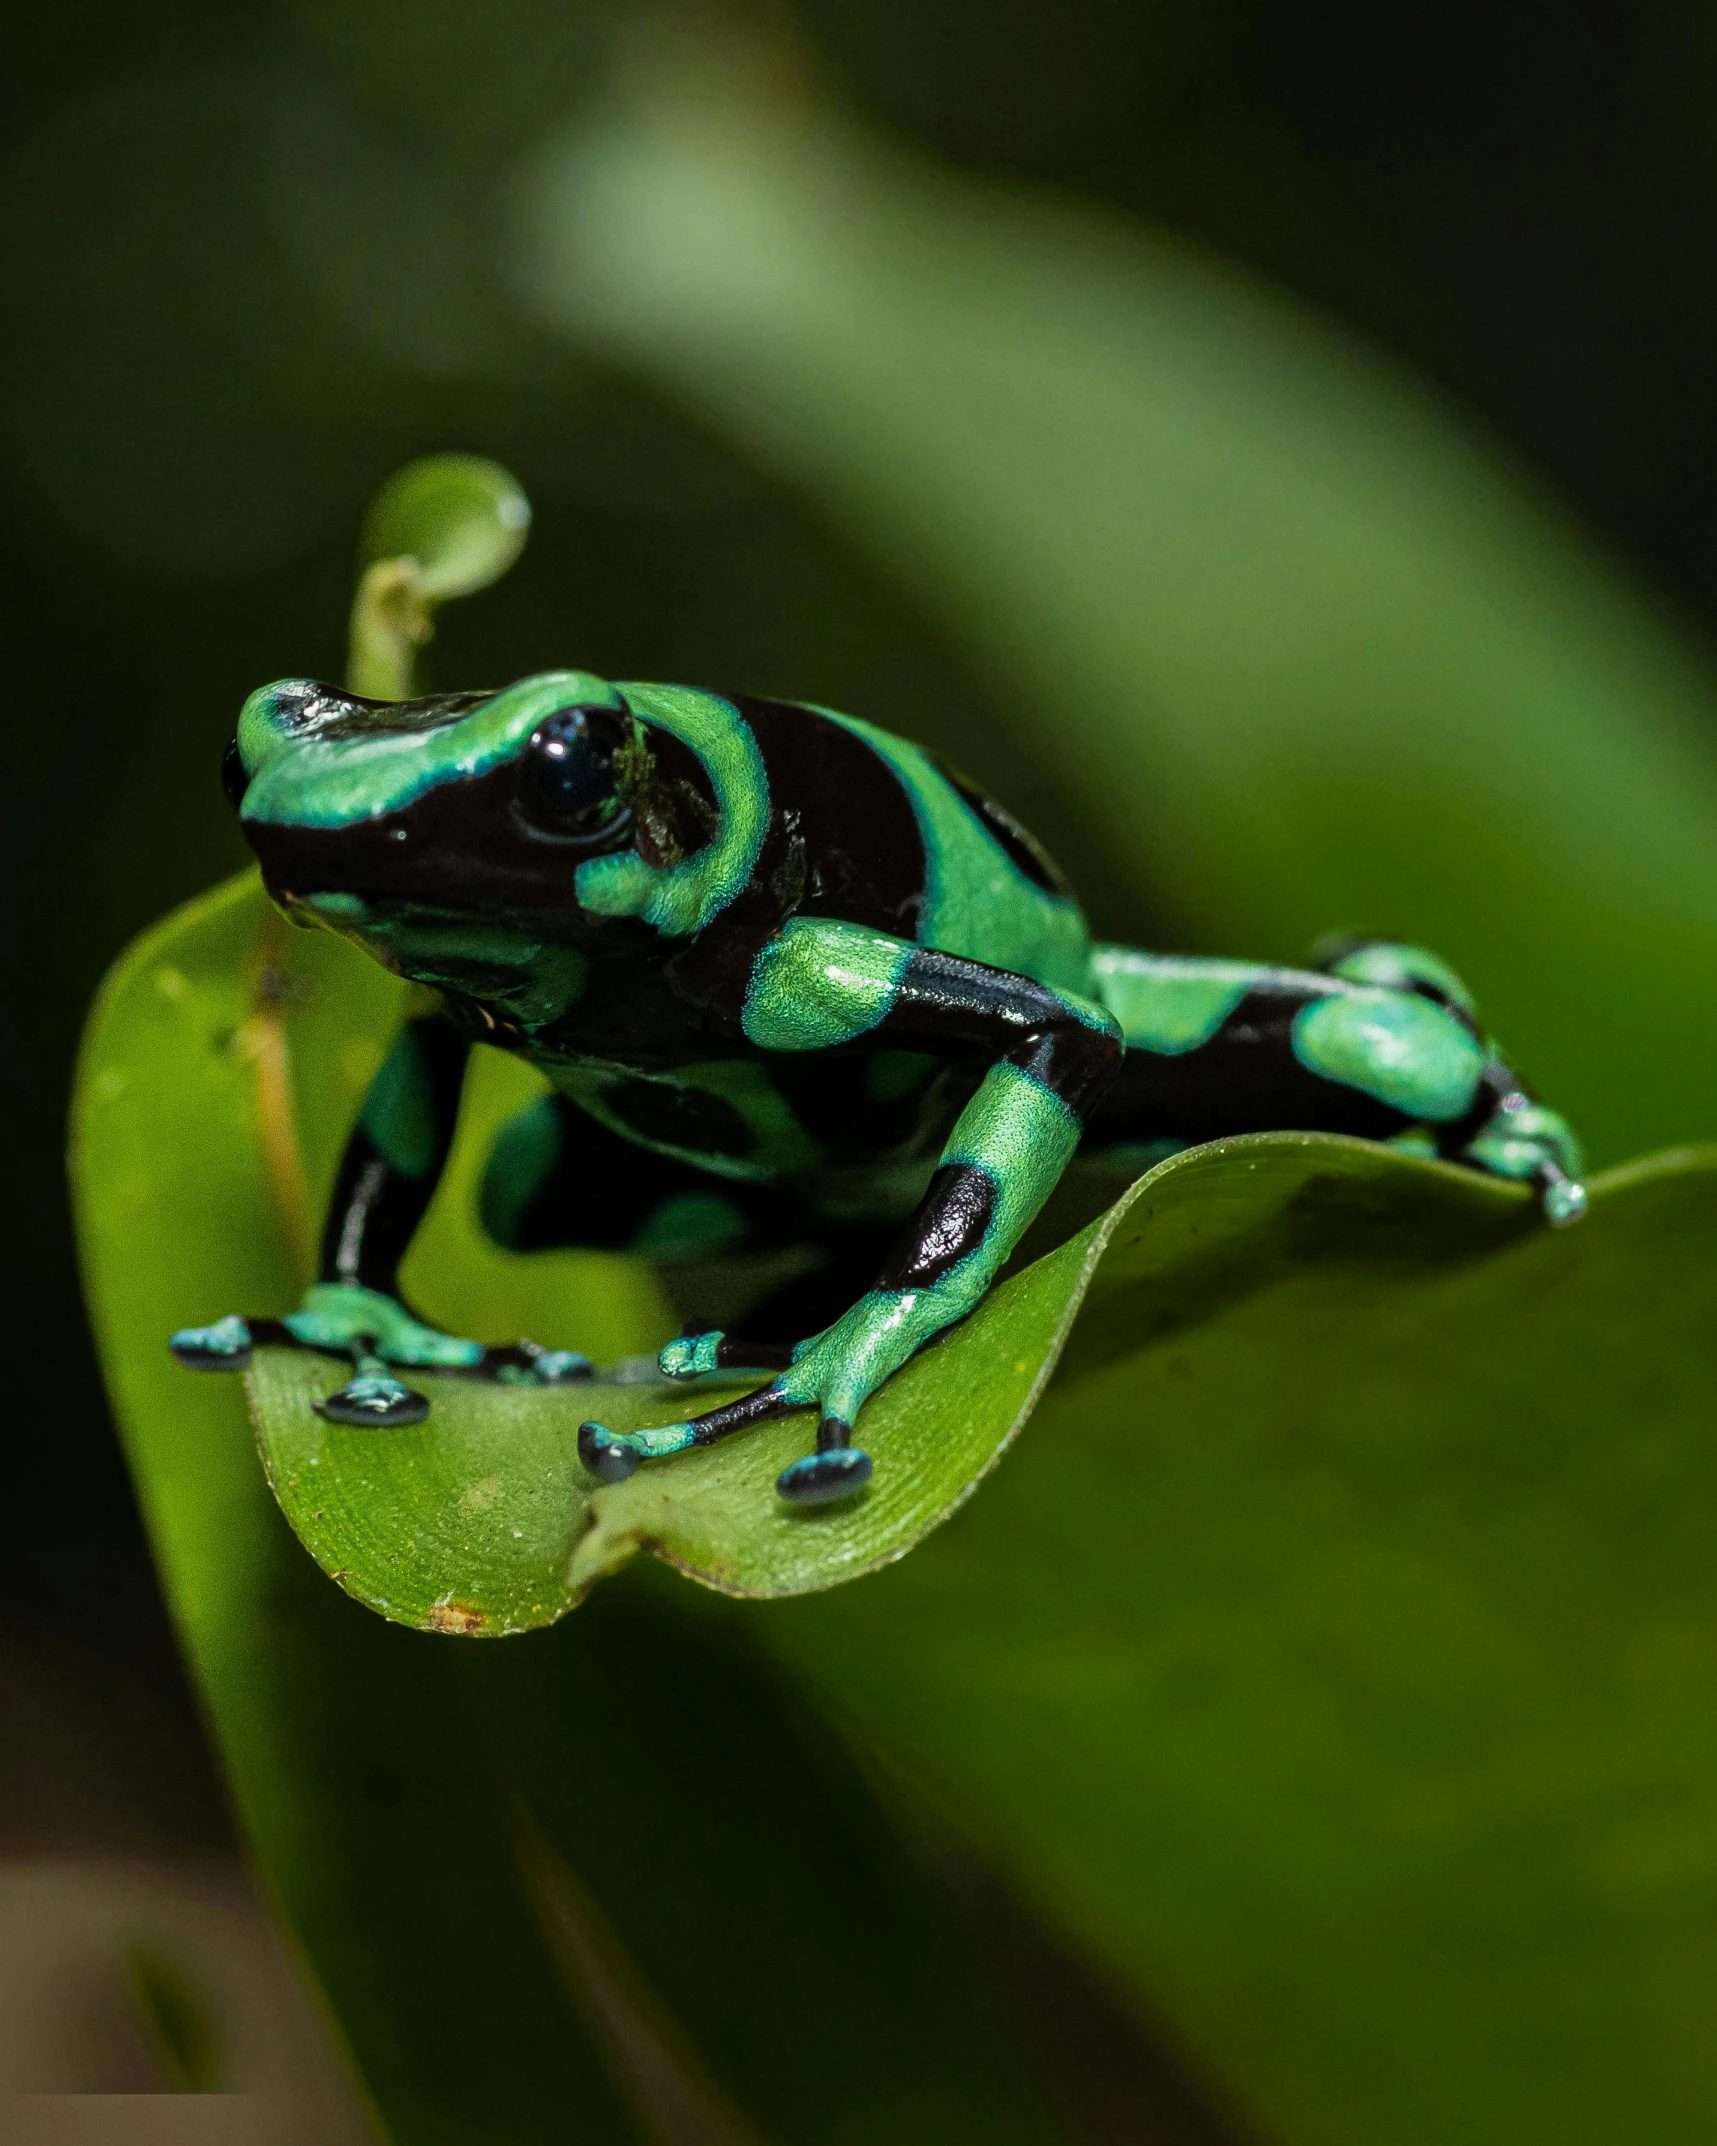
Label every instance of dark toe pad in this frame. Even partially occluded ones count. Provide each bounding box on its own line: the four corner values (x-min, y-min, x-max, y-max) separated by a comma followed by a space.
578, 1423, 639, 1483
776, 1447, 873, 1505
316, 1377, 429, 1428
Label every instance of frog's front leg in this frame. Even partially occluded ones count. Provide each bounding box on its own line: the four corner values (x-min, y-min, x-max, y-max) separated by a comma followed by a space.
578, 924, 1122, 1504
171, 1012, 590, 1422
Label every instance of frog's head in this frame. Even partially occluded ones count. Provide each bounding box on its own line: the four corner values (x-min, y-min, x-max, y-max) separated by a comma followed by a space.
226, 669, 762, 1023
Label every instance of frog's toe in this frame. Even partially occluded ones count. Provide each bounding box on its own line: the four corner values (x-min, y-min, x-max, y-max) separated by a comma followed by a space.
659, 1330, 723, 1380
170, 1315, 253, 1371
579, 1383, 793, 1485
531, 1347, 594, 1385
577, 1421, 640, 1483
1543, 1173, 1588, 1227
659, 1331, 796, 1379
776, 1436, 873, 1506
316, 1372, 429, 1428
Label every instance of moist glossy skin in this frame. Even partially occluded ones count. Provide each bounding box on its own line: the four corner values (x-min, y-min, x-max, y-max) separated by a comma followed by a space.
172, 670, 1587, 1505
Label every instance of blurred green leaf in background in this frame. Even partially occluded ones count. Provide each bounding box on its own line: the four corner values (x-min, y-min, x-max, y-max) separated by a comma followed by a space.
511, 25, 1717, 1168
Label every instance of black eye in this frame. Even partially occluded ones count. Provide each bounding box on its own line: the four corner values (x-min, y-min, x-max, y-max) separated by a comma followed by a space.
515, 704, 630, 841
221, 736, 249, 811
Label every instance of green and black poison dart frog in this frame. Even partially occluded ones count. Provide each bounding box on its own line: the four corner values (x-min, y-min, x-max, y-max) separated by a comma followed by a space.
173, 671, 1587, 1504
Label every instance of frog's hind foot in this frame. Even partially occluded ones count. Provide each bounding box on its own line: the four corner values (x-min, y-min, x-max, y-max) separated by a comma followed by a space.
314, 1336, 587, 1427
479, 1340, 595, 1386
1461, 1099, 1587, 1227
1537, 1162, 1587, 1228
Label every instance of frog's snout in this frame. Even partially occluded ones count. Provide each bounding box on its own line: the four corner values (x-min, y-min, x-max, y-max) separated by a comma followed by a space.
242, 678, 493, 755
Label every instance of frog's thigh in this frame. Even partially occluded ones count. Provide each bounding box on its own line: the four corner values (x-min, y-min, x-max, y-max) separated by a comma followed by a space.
479, 1094, 767, 1260
1289, 990, 1484, 1124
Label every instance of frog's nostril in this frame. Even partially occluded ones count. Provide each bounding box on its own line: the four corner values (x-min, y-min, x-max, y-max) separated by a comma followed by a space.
264, 680, 323, 728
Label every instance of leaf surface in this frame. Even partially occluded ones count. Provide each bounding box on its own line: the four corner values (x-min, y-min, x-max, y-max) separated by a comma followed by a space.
754, 1147, 1717, 2146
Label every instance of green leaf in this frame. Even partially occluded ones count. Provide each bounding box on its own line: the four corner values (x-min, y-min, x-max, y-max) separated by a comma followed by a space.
80, 863, 1717, 2142
499, 79, 1717, 2133
69, 870, 1104, 2146
78, 869, 1163, 1627
515, 59, 1717, 1167
194, 835, 1717, 2143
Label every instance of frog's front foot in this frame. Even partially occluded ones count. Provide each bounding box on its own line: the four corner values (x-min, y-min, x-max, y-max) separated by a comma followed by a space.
775, 1432, 874, 1505
170, 1283, 591, 1426
170, 1313, 259, 1371
576, 1401, 873, 1503
580, 1297, 923, 1504
577, 1422, 642, 1483
659, 1321, 877, 1502
657, 1329, 795, 1379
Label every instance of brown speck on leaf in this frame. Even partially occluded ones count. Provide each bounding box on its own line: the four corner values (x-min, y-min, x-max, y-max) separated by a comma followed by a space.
255, 965, 312, 1011
426, 1599, 487, 1636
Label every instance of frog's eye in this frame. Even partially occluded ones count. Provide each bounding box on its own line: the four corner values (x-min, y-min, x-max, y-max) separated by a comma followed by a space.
221, 736, 250, 812
515, 704, 630, 842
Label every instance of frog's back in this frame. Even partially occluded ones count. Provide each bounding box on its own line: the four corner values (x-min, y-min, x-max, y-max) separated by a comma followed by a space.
732, 695, 1091, 995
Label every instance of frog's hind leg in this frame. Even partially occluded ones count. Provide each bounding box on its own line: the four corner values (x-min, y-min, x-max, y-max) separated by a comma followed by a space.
1084, 940, 1587, 1223
491, 1089, 908, 1356
1307, 937, 1588, 1222
488, 1091, 871, 1385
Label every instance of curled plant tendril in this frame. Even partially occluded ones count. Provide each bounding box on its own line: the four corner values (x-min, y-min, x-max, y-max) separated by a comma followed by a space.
347, 455, 532, 700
